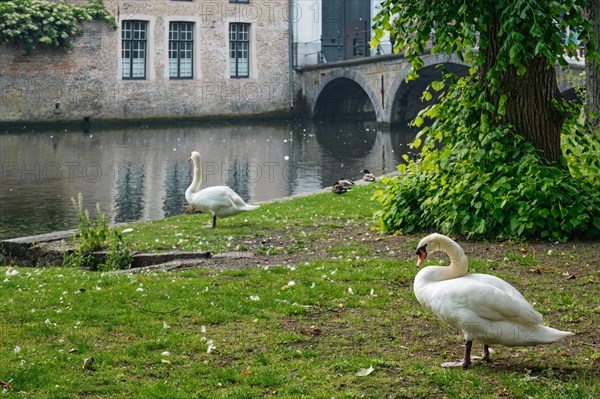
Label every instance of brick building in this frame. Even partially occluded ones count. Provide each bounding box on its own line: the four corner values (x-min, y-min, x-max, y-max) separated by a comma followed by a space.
0, 0, 292, 123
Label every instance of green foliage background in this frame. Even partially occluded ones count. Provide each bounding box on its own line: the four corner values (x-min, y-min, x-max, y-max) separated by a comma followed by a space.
373, 76, 600, 240
371, 0, 600, 240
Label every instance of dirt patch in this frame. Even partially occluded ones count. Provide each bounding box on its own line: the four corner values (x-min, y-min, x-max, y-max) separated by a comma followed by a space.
3, 220, 598, 280
187, 224, 600, 279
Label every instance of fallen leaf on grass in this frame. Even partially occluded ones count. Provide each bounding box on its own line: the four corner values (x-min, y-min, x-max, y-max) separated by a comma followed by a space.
301, 327, 321, 336
562, 272, 576, 280
0, 381, 12, 391
355, 366, 374, 377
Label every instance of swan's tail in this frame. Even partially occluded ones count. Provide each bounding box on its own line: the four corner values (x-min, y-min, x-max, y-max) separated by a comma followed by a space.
541, 326, 574, 341
523, 325, 573, 345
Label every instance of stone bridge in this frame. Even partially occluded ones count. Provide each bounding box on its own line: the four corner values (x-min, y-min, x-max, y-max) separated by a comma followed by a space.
296, 52, 585, 124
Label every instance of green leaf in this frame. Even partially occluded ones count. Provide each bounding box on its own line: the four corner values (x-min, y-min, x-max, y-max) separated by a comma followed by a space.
497, 95, 507, 116
431, 81, 445, 92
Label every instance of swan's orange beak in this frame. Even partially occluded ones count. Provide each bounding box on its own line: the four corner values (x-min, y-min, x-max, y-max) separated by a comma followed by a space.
188, 155, 192, 161
416, 246, 427, 267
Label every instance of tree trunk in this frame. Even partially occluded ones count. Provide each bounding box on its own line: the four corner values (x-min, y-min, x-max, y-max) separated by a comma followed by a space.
480, 16, 563, 164
586, 0, 600, 126
499, 58, 564, 164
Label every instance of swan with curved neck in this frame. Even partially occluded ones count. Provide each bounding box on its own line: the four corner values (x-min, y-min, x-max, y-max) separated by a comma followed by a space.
185, 151, 258, 228
414, 233, 573, 369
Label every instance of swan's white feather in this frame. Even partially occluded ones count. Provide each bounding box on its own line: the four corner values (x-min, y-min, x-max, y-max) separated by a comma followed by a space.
185, 151, 258, 225
186, 186, 258, 218
414, 234, 572, 348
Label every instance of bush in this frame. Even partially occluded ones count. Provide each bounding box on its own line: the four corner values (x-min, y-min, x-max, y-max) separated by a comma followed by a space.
374, 77, 600, 240
560, 78, 600, 186
64, 194, 131, 271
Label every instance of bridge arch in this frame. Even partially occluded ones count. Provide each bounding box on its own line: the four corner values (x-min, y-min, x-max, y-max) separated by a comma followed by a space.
384, 54, 470, 124
298, 53, 583, 124
313, 69, 380, 121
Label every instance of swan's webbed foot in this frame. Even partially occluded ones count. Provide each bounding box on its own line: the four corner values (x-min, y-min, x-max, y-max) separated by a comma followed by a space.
442, 340, 474, 369
470, 345, 494, 364
471, 345, 491, 363
442, 343, 492, 369
441, 361, 471, 369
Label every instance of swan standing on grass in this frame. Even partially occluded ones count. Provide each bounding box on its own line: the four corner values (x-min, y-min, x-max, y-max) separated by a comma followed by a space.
414, 233, 573, 369
185, 151, 259, 228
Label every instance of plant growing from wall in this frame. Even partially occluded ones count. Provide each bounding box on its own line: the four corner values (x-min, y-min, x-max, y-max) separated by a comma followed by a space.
0, 0, 116, 54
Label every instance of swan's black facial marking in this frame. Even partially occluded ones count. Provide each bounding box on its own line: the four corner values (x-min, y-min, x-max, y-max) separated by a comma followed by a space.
415, 244, 427, 256
416, 244, 428, 267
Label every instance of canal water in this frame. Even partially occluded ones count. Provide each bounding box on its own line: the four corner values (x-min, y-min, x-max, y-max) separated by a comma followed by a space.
0, 119, 417, 240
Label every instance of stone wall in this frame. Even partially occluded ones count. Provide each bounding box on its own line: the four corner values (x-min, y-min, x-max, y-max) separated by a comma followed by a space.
0, 0, 293, 123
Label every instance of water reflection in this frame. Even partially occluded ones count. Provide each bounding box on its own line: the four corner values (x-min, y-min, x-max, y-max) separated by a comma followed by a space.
0, 120, 417, 239
163, 160, 189, 218
115, 162, 145, 222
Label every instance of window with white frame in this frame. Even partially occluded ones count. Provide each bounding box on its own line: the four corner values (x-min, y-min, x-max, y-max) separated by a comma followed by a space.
169, 22, 194, 79
229, 23, 249, 78
122, 20, 147, 79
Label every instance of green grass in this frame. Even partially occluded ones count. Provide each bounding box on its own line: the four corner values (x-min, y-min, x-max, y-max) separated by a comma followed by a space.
119, 184, 380, 254
1, 184, 598, 398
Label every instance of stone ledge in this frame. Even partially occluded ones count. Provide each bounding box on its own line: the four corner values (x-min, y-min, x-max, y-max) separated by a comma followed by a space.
0, 229, 258, 269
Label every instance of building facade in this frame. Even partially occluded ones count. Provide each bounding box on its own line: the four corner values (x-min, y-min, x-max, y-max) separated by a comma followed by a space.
292, 0, 392, 67
0, 0, 292, 123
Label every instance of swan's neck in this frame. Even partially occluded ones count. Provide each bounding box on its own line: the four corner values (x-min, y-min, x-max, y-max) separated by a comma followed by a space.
189, 158, 202, 193
444, 246, 468, 280
431, 237, 468, 280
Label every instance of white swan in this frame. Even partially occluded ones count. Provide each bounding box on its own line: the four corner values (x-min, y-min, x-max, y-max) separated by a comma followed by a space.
185, 151, 259, 228
414, 233, 573, 369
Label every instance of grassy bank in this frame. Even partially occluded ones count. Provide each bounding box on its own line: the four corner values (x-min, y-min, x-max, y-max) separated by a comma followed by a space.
1, 184, 599, 398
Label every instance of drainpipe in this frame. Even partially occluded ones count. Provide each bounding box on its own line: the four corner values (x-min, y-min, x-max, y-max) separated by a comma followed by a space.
288, 0, 294, 110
